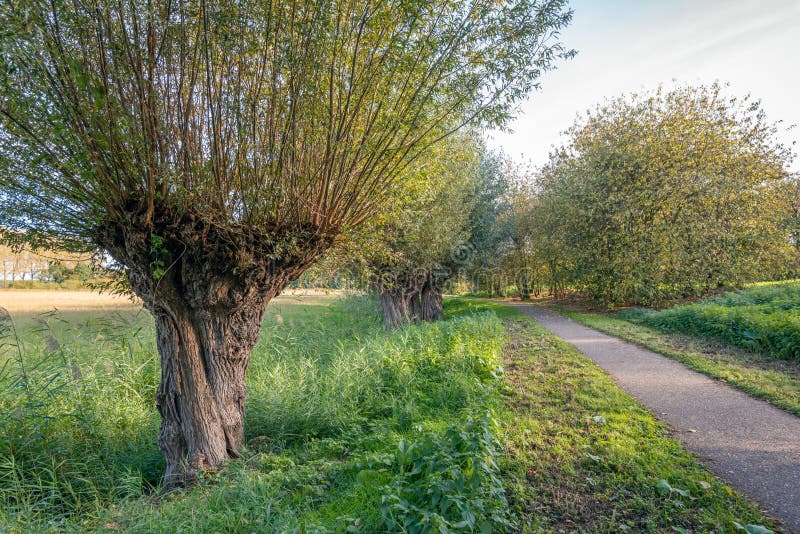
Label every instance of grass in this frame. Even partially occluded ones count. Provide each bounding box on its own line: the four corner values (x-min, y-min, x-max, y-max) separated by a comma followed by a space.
620, 282, 800, 361
1, 294, 510, 532
448, 300, 777, 533
0, 293, 778, 532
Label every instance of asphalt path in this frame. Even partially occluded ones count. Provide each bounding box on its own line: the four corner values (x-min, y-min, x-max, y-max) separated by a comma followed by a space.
513, 304, 800, 532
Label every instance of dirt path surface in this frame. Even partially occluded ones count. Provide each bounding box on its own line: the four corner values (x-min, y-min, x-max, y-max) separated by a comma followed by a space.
514, 304, 800, 533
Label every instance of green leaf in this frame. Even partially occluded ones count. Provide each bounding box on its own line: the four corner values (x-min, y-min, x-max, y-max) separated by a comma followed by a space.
672, 486, 692, 498
655, 479, 672, 496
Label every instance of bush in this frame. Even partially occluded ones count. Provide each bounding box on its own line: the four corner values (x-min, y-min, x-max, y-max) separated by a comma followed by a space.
374, 414, 512, 533
530, 84, 794, 306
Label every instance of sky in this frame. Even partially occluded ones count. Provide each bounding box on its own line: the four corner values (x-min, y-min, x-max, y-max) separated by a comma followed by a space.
487, 0, 800, 170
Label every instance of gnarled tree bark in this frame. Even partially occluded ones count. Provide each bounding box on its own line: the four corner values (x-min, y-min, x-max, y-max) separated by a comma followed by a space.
379, 287, 411, 331
408, 279, 444, 322
96, 205, 332, 487
378, 268, 448, 330
149, 290, 268, 487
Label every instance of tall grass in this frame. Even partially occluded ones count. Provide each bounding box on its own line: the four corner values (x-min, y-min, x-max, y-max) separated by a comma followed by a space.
619, 281, 800, 361
0, 309, 162, 528
0, 296, 509, 532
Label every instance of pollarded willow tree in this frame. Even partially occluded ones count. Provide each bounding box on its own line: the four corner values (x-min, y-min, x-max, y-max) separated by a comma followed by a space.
350, 133, 483, 329
0, 0, 573, 485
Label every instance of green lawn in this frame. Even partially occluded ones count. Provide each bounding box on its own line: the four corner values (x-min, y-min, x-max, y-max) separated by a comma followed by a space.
0, 294, 777, 532
450, 300, 777, 533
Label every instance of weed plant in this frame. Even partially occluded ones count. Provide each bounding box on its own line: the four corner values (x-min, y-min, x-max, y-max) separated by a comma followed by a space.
619, 282, 800, 361
0, 296, 509, 532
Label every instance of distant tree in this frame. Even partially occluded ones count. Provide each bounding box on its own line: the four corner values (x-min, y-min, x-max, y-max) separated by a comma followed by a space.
375, 136, 482, 329
72, 262, 93, 283
462, 151, 511, 295
780, 174, 800, 252
534, 84, 794, 305
773, 173, 800, 277
496, 181, 539, 299
48, 261, 69, 284
0, 0, 573, 484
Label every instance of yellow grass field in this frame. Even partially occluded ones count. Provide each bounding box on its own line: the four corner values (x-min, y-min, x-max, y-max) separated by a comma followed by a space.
0, 288, 344, 325
0, 289, 140, 316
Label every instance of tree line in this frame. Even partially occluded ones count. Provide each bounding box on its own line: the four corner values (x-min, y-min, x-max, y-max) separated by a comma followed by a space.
0, 0, 574, 486
490, 84, 798, 306
2, 0, 796, 489
308, 84, 798, 312
0, 244, 95, 286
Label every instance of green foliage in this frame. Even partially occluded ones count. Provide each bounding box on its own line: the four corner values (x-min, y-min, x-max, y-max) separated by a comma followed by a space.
0, 297, 511, 531
620, 281, 800, 361
44, 260, 99, 286
372, 415, 512, 533
332, 134, 487, 285
0, 311, 163, 524
47, 261, 69, 283
0, 0, 574, 262
733, 522, 774, 534
776, 173, 800, 264
148, 234, 168, 281
508, 83, 795, 305
462, 152, 512, 276
72, 262, 93, 282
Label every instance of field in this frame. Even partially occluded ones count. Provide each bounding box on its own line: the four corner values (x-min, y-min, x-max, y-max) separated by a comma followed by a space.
0, 291, 776, 532
0, 289, 140, 321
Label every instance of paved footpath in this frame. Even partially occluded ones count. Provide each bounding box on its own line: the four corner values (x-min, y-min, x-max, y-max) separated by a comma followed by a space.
514, 304, 800, 532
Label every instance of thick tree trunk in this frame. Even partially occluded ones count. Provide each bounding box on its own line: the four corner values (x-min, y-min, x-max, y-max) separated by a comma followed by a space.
380, 288, 410, 331
520, 285, 531, 300
379, 268, 448, 329
151, 295, 268, 487
93, 202, 334, 488
409, 282, 443, 322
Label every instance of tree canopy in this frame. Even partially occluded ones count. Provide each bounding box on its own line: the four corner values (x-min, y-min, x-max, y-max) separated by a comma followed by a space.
340, 133, 485, 328
522, 84, 795, 305
0, 0, 574, 485
0, 0, 574, 255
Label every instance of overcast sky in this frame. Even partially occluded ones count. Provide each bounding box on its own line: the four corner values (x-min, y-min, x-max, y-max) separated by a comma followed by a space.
487, 0, 800, 170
